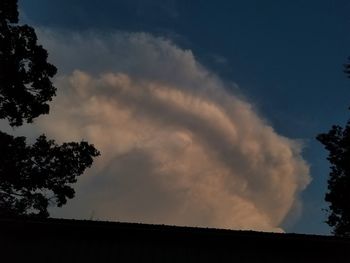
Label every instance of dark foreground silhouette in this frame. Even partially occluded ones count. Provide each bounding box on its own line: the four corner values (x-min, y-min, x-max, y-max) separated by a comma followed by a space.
0, 0, 100, 218
1, 218, 349, 262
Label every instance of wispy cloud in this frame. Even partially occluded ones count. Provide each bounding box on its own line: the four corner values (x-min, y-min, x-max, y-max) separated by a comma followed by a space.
35, 30, 310, 232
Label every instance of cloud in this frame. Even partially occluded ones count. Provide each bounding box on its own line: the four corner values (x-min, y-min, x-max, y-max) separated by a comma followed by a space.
35, 30, 310, 232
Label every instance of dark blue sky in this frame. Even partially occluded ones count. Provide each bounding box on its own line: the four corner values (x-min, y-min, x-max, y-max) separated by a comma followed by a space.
20, 0, 350, 234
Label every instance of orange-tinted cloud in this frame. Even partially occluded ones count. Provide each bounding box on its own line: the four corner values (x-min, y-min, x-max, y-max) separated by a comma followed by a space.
35, 31, 310, 232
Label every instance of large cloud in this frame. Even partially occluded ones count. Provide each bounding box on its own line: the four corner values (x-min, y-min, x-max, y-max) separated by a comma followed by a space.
34, 30, 310, 232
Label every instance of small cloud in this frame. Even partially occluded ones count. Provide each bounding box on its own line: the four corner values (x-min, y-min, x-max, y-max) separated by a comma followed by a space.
211, 54, 229, 66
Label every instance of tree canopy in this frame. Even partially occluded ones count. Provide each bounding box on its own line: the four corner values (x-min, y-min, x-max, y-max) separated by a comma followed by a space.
0, 0, 100, 218
0, 0, 57, 126
317, 123, 350, 236
317, 60, 350, 236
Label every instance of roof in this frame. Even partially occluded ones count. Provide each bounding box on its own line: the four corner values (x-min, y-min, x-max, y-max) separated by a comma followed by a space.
1, 218, 350, 262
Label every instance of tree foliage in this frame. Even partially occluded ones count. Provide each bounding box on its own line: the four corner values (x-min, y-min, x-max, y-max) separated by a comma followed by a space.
0, 132, 99, 218
317, 123, 350, 236
317, 60, 350, 236
0, 0, 57, 126
0, 0, 100, 218
344, 57, 350, 78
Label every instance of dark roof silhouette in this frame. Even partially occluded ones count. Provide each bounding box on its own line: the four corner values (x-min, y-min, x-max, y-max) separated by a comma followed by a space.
1, 218, 350, 262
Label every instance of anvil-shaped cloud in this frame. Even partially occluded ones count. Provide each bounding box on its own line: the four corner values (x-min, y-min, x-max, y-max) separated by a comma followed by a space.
36, 31, 310, 232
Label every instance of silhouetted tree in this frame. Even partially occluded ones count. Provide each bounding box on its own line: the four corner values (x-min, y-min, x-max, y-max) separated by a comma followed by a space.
0, 0, 100, 218
317, 59, 350, 236
344, 57, 350, 78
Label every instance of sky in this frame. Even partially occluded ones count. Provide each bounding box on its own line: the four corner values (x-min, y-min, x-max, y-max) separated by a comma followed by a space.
16, 0, 350, 234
